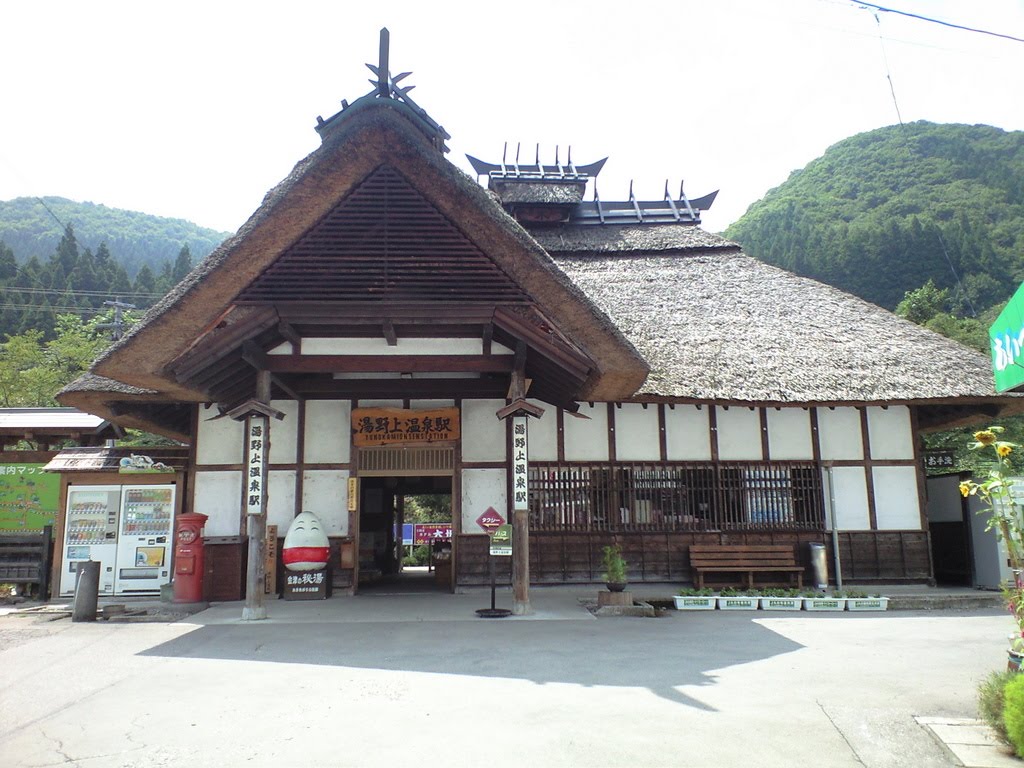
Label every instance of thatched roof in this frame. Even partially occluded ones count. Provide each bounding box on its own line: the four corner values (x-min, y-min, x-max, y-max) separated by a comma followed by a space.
76, 98, 647, 404
530, 224, 736, 254
552, 245, 1005, 404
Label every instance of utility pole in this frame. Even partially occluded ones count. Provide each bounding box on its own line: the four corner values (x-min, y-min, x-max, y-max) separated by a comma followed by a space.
96, 297, 136, 340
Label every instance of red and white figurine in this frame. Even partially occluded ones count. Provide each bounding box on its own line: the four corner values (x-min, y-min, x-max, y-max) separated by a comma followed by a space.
281, 511, 330, 571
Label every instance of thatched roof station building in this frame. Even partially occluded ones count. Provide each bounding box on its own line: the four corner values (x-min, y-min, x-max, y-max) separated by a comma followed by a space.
57, 32, 1014, 610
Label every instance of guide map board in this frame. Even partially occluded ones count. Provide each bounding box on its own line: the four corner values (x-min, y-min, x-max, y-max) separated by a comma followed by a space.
0, 464, 59, 532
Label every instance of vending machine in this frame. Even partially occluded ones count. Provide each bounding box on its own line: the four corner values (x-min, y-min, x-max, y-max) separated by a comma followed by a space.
60, 486, 122, 597
113, 485, 175, 594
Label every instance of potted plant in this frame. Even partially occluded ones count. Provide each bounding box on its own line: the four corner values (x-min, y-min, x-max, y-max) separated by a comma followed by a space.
601, 544, 628, 592
673, 587, 717, 610
717, 587, 760, 610
802, 589, 847, 612
759, 587, 803, 611
844, 589, 889, 611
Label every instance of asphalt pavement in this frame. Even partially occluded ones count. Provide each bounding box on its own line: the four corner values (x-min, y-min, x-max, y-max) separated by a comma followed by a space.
0, 587, 1018, 768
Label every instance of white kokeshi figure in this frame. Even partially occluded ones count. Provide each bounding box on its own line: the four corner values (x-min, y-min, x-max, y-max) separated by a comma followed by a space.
281, 511, 330, 572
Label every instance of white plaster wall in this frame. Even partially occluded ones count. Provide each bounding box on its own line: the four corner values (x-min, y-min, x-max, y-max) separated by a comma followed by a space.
766, 408, 813, 460
268, 342, 293, 355
302, 470, 350, 536
461, 468, 507, 533
268, 400, 299, 464
716, 407, 763, 461
526, 400, 557, 461
816, 407, 864, 461
462, 399, 507, 462
302, 337, 512, 355
304, 400, 351, 464
926, 475, 965, 523
614, 404, 660, 461
873, 466, 923, 530
196, 404, 243, 465
266, 470, 297, 532
356, 400, 404, 409
564, 403, 609, 461
867, 406, 915, 460
665, 405, 711, 460
822, 467, 871, 530
410, 400, 456, 409
193, 471, 242, 536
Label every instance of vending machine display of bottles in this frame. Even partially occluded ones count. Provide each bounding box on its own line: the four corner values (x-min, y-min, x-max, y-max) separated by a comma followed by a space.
114, 485, 175, 594
60, 486, 122, 596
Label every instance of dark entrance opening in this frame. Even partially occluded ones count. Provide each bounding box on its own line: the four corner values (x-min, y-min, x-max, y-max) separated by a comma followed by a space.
358, 476, 453, 593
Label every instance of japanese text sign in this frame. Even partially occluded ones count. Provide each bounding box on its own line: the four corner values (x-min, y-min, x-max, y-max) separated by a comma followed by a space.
246, 415, 268, 516
352, 407, 460, 446
512, 416, 528, 511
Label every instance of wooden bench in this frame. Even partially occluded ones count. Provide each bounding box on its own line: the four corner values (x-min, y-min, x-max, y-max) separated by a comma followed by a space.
0, 525, 53, 598
689, 544, 803, 590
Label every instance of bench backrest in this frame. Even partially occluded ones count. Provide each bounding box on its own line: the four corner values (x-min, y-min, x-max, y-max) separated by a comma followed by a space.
689, 544, 798, 568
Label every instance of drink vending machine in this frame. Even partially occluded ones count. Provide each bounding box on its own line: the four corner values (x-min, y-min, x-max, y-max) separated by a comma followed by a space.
59, 484, 176, 597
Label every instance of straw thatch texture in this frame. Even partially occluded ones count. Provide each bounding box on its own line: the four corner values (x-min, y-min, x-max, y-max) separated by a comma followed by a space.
83, 98, 647, 402
554, 248, 1001, 403
531, 224, 735, 254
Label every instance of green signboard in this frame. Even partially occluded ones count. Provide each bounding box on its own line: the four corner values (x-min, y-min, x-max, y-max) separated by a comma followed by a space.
990, 282, 1024, 393
489, 524, 512, 557
0, 464, 60, 532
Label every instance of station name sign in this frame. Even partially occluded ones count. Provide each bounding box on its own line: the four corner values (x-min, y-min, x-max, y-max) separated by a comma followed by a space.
990, 282, 1024, 393
352, 407, 460, 446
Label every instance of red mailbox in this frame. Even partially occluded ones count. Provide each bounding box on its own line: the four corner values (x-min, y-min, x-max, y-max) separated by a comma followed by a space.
173, 513, 208, 603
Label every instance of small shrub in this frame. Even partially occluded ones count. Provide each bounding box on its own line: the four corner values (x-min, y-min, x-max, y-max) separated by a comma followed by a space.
402, 545, 431, 567
676, 587, 715, 597
978, 670, 1015, 744
1003, 672, 1024, 755
601, 545, 627, 583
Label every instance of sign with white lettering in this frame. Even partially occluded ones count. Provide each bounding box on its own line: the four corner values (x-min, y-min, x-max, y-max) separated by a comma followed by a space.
489, 524, 512, 556
990, 282, 1024, 392
476, 507, 505, 534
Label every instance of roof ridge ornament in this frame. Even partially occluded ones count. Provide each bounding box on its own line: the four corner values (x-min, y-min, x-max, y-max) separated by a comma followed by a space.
316, 28, 450, 152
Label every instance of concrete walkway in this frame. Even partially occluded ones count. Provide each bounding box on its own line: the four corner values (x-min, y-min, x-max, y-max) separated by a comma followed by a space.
0, 584, 1020, 767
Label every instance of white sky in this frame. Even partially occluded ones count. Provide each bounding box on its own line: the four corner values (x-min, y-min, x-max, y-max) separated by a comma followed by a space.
1, 0, 1022, 235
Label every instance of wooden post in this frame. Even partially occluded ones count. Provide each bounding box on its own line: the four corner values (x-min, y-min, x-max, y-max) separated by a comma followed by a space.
243, 371, 272, 621
512, 508, 529, 615
498, 350, 545, 617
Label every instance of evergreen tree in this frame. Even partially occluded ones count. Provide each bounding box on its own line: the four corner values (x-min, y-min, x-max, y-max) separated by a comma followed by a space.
54, 223, 79, 277
172, 244, 192, 282
132, 264, 156, 296
0, 240, 17, 281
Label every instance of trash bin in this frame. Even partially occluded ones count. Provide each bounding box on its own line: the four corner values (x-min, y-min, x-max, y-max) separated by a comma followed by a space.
808, 542, 828, 590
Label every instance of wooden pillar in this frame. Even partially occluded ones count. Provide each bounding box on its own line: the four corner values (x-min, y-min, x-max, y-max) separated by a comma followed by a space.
243, 371, 272, 621
497, 360, 544, 616
512, 507, 529, 614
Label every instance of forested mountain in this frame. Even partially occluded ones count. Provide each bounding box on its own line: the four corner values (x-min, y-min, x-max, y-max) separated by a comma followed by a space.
0, 197, 230, 341
0, 197, 229, 278
724, 122, 1024, 314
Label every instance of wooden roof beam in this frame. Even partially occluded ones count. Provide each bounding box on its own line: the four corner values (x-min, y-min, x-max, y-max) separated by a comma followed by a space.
262, 355, 513, 374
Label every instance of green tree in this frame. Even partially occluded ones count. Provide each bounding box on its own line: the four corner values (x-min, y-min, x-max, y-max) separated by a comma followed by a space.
0, 312, 121, 407
895, 280, 949, 324
172, 244, 193, 282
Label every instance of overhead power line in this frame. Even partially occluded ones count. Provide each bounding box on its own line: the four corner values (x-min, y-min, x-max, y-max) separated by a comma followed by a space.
852, 1, 1024, 44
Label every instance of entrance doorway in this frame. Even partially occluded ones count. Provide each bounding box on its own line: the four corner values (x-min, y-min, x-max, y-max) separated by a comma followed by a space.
358, 476, 453, 593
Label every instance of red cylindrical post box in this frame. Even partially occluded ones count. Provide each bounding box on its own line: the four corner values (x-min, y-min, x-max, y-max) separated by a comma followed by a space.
173, 513, 208, 603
